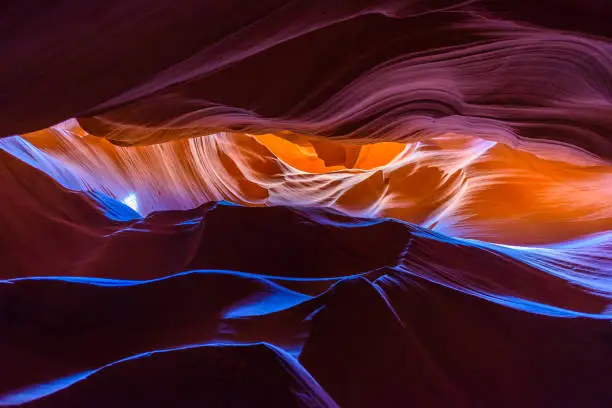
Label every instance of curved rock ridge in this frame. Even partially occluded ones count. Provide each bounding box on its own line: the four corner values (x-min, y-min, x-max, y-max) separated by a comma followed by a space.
300, 273, 612, 408
1, 1, 612, 160
0, 270, 315, 395
0, 343, 338, 408
2, 269, 610, 406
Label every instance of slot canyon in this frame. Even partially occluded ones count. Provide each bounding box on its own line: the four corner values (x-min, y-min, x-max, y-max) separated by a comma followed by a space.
1, 1, 611, 407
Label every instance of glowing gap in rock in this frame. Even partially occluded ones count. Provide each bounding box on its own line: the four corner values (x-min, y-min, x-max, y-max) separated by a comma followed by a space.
121, 193, 139, 213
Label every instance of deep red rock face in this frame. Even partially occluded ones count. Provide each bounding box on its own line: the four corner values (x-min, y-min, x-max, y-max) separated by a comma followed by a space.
1, 2, 611, 407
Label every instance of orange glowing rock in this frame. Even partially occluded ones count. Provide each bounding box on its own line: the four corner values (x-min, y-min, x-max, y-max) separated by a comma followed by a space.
19, 120, 612, 245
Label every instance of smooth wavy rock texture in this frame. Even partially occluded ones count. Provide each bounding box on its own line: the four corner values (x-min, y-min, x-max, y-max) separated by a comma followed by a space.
12, 120, 612, 245
1, 1, 612, 407
2, 0, 612, 159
